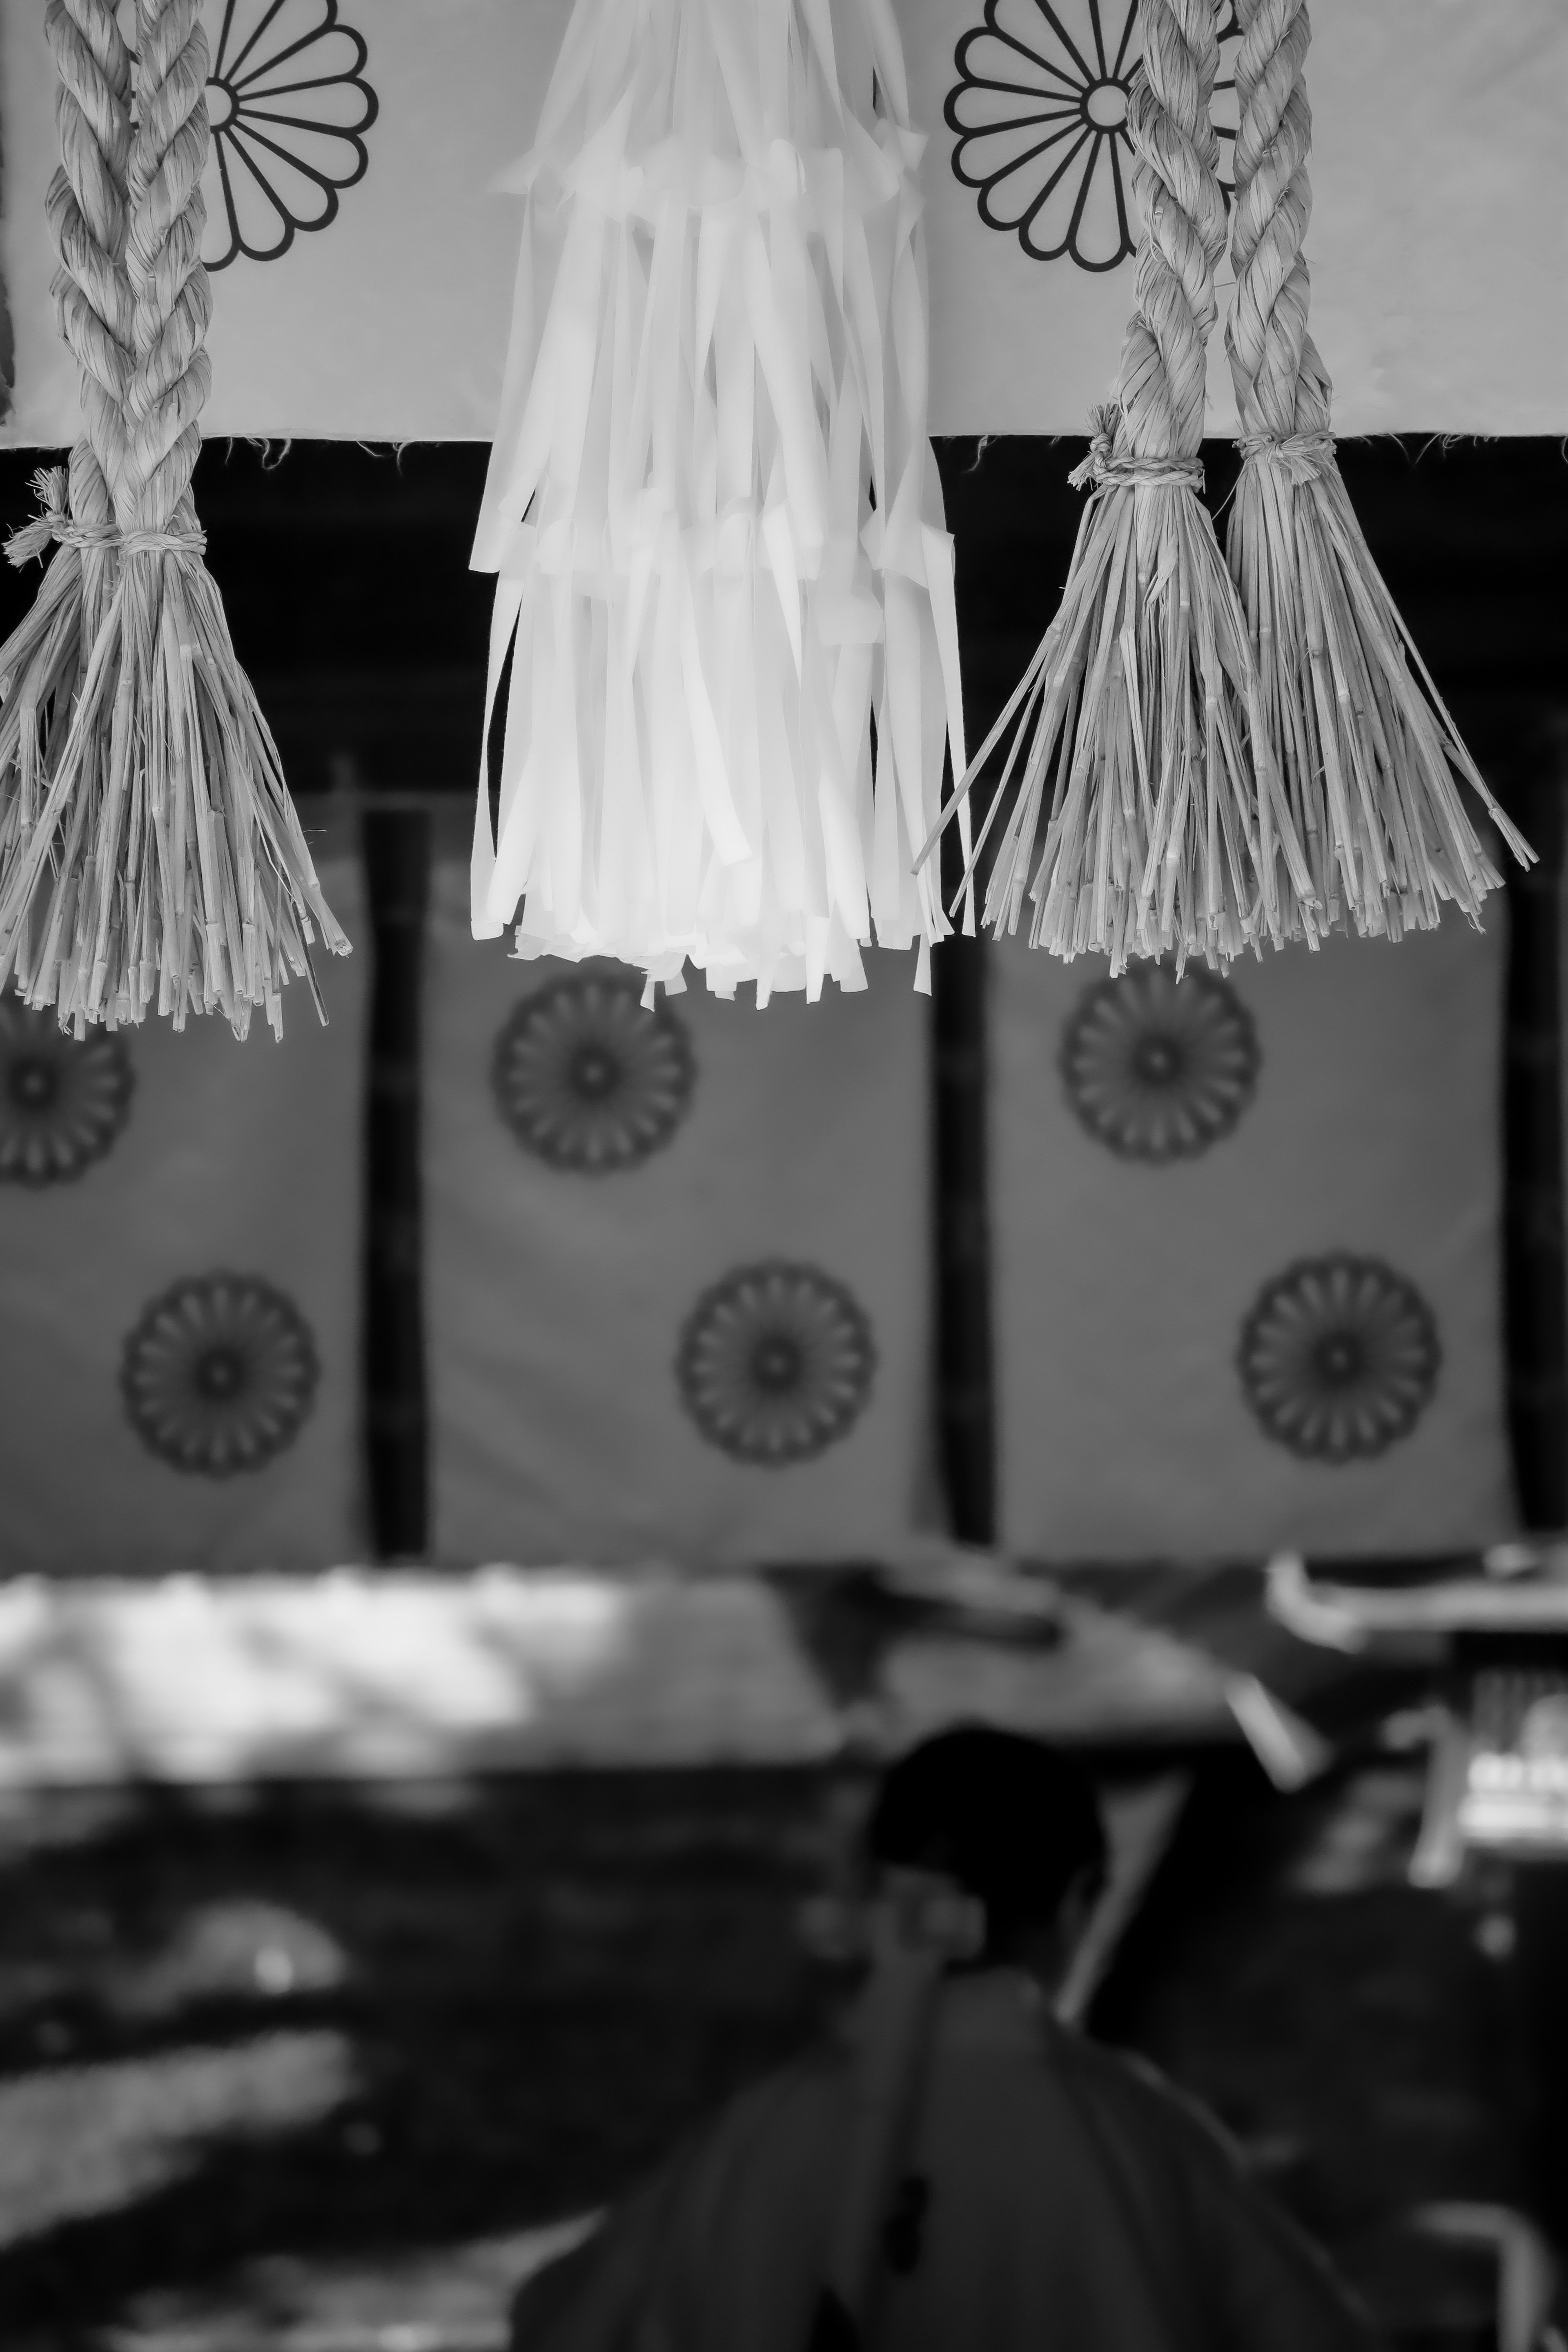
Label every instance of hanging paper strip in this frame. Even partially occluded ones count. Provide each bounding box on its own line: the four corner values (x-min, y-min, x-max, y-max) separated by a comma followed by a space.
423, 851, 934, 1565
468, 0, 965, 994
0, 0, 1562, 444
0, 817, 364, 1573
992, 919, 1515, 1560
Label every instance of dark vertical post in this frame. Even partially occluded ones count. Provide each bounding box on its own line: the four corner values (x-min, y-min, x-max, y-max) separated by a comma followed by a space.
1511, 1855, 1568, 2254
932, 822, 996, 1545
1500, 751, 1566, 1528
362, 801, 431, 1560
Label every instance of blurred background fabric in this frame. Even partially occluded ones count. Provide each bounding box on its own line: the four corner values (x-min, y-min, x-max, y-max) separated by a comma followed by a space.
0, 815, 364, 1574
424, 851, 936, 1566
993, 921, 1516, 1560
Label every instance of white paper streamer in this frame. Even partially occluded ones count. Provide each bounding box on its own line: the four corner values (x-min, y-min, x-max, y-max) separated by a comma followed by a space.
470, 0, 966, 1002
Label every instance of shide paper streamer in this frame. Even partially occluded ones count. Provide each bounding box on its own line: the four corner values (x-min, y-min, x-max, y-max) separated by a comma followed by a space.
470, 0, 968, 1004
0, 0, 347, 1041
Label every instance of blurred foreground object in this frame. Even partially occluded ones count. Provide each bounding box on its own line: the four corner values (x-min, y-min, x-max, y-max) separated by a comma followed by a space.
0, 0, 346, 1039
1264, 1549, 1568, 1873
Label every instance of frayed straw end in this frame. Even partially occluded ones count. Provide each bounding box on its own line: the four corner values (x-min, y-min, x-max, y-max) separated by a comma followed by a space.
1228, 442, 1534, 938
0, 542, 350, 1040
934, 460, 1315, 971
4, 470, 71, 571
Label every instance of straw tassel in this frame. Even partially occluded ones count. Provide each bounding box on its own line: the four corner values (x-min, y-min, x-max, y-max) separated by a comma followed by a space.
1223, 0, 1532, 937
0, 0, 348, 1039
924, 0, 1313, 974
470, 0, 967, 1005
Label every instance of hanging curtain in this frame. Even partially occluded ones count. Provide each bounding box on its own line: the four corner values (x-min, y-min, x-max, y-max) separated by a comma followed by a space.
991, 920, 1515, 1559
0, 813, 365, 1573
423, 847, 934, 1565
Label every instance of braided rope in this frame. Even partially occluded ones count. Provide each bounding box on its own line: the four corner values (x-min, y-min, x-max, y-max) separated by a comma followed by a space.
1224, 0, 1332, 448
1219, 0, 1532, 933
43, 0, 133, 553
0, 0, 348, 1034
123, 0, 213, 540
921, 0, 1318, 969
1114, 0, 1228, 466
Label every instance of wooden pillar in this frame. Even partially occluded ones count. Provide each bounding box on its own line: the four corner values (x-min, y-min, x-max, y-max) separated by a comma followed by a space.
1500, 746, 1567, 1528
1510, 1854, 1568, 2252
361, 800, 432, 1560
933, 864, 996, 1547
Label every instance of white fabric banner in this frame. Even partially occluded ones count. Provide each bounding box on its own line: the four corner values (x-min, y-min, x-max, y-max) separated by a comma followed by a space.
424, 855, 933, 1565
0, 824, 364, 1573
1, 0, 1561, 445
993, 921, 1517, 1561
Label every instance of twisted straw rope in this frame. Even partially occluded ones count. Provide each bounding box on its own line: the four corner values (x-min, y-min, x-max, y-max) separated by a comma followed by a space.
1218, 0, 1532, 930
123, 0, 214, 540
2, 0, 347, 1033
1114, 0, 1229, 467
26, 0, 214, 558
42, 0, 133, 565
1224, 0, 1332, 450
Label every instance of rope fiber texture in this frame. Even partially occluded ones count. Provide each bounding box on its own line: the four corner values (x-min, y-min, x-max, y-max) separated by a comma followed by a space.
1113, 0, 1227, 466
0, 0, 349, 1038
1223, 0, 1531, 935
925, 0, 1314, 973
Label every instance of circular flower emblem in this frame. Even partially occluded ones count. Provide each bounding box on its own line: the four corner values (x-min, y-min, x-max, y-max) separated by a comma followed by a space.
1060, 963, 1258, 1162
121, 1274, 320, 1477
677, 1263, 877, 1467
492, 976, 696, 1174
201, 0, 378, 270
947, 0, 1239, 268
1238, 1256, 1441, 1463
0, 998, 134, 1185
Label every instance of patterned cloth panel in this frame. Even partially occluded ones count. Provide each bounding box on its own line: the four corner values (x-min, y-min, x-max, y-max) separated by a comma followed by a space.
0, 811, 364, 1573
424, 857, 935, 1566
992, 922, 1516, 1561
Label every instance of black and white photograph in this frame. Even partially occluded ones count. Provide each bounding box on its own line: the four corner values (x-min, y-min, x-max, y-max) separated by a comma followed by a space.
0, 2, 1565, 2348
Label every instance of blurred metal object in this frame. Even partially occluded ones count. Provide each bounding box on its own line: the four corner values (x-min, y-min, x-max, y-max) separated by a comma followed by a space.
1225, 1674, 1334, 1791
1055, 1775, 1190, 2026
1266, 1552, 1568, 1644
1410, 2205, 1560, 2352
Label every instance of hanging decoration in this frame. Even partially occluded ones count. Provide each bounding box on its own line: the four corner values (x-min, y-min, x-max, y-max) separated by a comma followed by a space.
1221, 0, 1531, 936
0, 0, 347, 1040
924, 0, 1313, 974
469, 0, 968, 1003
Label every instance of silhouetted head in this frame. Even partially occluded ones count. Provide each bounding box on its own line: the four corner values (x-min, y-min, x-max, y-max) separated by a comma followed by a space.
864, 1724, 1107, 1967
